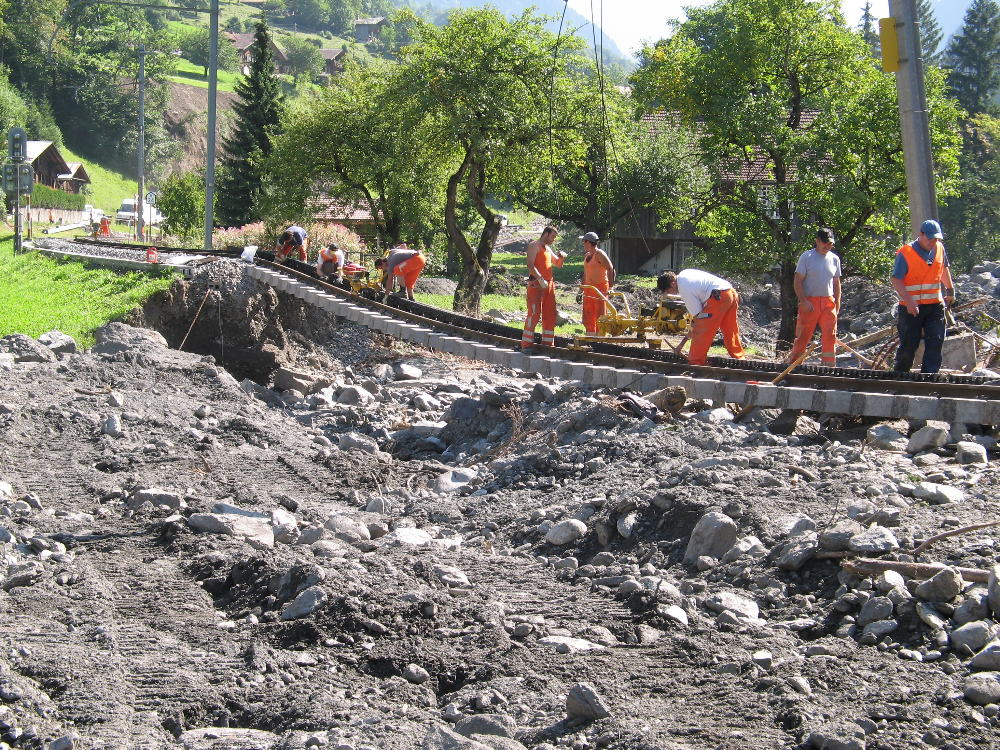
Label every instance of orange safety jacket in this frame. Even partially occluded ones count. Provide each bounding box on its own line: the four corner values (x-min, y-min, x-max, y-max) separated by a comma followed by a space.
897, 241, 944, 304
532, 245, 554, 283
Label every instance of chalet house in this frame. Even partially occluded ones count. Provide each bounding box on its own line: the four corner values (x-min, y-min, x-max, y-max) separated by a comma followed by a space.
354, 17, 388, 43
309, 197, 378, 244
320, 48, 346, 76
57, 162, 92, 194
25, 142, 75, 191
225, 32, 292, 75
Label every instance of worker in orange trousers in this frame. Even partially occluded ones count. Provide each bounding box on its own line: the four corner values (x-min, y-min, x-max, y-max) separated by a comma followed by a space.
789, 228, 842, 367
579, 231, 615, 335
522, 226, 565, 349
658, 269, 746, 366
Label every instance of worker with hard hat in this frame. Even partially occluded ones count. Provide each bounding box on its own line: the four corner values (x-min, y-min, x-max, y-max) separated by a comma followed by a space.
891, 219, 955, 374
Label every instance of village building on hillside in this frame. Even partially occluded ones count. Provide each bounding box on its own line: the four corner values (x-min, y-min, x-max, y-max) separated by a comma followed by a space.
320, 48, 346, 77
605, 209, 702, 276
57, 162, 92, 194
25, 141, 86, 192
225, 32, 292, 75
354, 17, 388, 43
309, 197, 379, 246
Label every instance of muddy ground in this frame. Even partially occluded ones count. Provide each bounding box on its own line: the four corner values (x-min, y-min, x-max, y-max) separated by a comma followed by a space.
0, 257, 999, 750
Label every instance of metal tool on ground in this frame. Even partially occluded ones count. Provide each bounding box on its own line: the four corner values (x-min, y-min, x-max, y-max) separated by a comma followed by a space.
803, 338, 874, 367
733, 343, 817, 422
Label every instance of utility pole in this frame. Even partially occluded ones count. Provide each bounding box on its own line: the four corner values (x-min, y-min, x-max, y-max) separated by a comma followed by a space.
886, 0, 938, 239
138, 43, 146, 243
205, 0, 219, 252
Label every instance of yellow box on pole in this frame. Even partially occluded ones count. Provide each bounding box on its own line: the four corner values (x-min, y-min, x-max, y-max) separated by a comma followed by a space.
880, 17, 900, 73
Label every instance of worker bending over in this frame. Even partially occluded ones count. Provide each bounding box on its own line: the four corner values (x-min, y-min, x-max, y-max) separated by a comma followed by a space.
275, 225, 308, 262
375, 246, 426, 301
891, 219, 955, 374
580, 231, 615, 335
316, 243, 345, 280
522, 226, 566, 350
658, 269, 746, 366
789, 228, 842, 367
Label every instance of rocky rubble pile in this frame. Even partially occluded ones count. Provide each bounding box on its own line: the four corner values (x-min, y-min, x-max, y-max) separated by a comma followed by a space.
1, 263, 1000, 748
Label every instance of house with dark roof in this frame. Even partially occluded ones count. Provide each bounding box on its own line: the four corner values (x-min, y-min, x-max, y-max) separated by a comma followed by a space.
309, 197, 378, 243
354, 17, 388, 43
57, 162, 92, 194
225, 32, 291, 75
25, 142, 74, 191
320, 48, 346, 77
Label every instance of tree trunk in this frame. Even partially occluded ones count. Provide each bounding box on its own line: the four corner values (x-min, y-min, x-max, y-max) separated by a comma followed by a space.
443, 148, 481, 314
453, 157, 502, 315
777, 259, 797, 353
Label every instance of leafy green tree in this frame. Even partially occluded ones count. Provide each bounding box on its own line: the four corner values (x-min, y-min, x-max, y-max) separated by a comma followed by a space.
216, 17, 283, 228
917, 0, 943, 65
288, 0, 329, 30
177, 27, 242, 75
502, 74, 708, 240
859, 2, 880, 58
939, 114, 1000, 270
946, 0, 1000, 115
225, 16, 244, 33
159, 171, 205, 241
329, 0, 361, 36
265, 61, 450, 249
397, 7, 569, 314
283, 35, 323, 79
0, 71, 28, 135
631, 0, 962, 350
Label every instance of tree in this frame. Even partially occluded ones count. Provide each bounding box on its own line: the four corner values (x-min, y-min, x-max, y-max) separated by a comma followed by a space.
631, 0, 962, 350
502, 76, 709, 239
946, 0, 1000, 115
225, 16, 244, 33
940, 114, 1000, 270
265, 61, 450, 249
177, 27, 242, 75
0, 71, 28, 135
329, 0, 360, 36
288, 0, 329, 30
397, 8, 569, 314
283, 35, 323, 79
159, 171, 205, 241
917, 0, 943, 65
216, 17, 283, 228
860, 2, 880, 58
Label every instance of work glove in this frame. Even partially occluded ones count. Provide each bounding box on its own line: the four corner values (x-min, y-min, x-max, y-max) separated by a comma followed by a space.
537, 278, 549, 291
575, 292, 583, 304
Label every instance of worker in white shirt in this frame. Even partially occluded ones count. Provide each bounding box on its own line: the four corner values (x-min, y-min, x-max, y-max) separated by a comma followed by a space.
657, 269, 746, 365
316, 243, 345, 280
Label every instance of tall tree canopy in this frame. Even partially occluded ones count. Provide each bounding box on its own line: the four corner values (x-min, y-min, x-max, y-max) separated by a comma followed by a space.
396, 7, 574, 314
946, 0, 1000, 115
917, 0, 944, 65
216, 17, 283, 229
265, 61, 451, 250
632, 0, 962, 350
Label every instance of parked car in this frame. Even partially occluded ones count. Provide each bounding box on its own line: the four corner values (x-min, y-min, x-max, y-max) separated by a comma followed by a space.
84, 205, 105, 227
115, 198, 163, 226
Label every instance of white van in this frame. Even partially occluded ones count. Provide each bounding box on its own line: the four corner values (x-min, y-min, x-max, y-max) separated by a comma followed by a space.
116, 198, 162, 226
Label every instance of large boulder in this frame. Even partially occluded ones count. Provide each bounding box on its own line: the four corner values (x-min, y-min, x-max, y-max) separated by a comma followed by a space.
92, 323, 167, 355
0, 334, 56, 363
914, 567, 963, 602
273, 367, 332, 395
281, 586, 328, 620
956, 441, 988, 465
907, 424, 949, 454
188, 513, 274, 549
38, 330, 77, 354
683, 511, 738, 564
545, 519, 587, 546
964, 673, 1000, 706
912, 482, 965, 504
565, 683, 611, 720
866, 424, 907, 451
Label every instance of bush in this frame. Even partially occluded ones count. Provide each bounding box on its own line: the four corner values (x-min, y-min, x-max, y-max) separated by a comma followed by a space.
28, 184, 87, 210
213, 221, 269, 249
304, 222, 365, 262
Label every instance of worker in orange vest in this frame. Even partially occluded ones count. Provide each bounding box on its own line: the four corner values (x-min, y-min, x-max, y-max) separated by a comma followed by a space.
890, 219, 955, 373
579, 231, 615, 335
522, 226, 566, 349
657, 268, 746, 366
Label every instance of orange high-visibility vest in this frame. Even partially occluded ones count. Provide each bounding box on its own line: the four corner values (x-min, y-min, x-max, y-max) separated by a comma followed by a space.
898, 241, 944, 304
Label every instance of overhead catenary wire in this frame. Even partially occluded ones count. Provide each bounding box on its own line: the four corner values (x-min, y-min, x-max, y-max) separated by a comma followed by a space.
587, 0, 652, 257
547, 0, 571, 218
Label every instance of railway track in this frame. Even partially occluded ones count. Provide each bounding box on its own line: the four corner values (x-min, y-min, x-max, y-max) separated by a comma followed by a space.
44, 237, 1000, 425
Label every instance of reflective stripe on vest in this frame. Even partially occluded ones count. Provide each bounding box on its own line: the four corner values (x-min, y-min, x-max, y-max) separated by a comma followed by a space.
898, 242, 944, 304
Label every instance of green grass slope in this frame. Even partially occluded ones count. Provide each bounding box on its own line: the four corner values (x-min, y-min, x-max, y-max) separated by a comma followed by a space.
60, 146, 137, 215
0, 237, 175, 348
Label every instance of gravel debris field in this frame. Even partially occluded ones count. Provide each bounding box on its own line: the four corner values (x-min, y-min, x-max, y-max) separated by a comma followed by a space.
0, 252, 999, 750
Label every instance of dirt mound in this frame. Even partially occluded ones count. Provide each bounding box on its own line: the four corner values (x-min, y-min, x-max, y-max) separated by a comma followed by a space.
415, 276, 457, 296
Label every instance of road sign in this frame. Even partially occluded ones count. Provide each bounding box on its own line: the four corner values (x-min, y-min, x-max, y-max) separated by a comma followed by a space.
7, 127, 27, 162
145, 191, 157, 206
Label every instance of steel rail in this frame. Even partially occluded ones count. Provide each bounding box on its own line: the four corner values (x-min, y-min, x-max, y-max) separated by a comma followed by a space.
63, 238, 1000, 401
253, 259, 1000, 401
